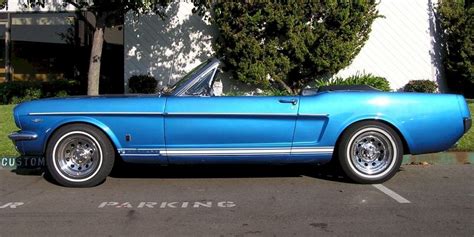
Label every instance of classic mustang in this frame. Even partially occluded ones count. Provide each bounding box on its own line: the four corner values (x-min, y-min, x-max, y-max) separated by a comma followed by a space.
9, 59, 472, 187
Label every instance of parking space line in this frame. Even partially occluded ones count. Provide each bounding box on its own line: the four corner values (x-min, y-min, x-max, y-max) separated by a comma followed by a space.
372, 184, 411, 204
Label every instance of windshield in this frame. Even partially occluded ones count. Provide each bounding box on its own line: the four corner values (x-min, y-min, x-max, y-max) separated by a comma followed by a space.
163, 60, 209, 95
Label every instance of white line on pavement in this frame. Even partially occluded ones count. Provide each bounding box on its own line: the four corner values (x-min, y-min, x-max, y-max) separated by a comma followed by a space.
372, 184, 411, 204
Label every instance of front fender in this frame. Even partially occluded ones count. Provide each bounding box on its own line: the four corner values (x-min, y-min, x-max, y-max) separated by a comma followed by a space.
16, 115, 122, 156
42, 117, 123, 153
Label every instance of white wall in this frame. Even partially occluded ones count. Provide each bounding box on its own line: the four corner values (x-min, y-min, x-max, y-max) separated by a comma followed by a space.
124, 0, 445, 92
336, 0, 445, 91
124, 1, 216, 91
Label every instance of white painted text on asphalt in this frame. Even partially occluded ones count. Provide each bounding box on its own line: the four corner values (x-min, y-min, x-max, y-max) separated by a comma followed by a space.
98, 201, 236, 208
0, 202, 24, 208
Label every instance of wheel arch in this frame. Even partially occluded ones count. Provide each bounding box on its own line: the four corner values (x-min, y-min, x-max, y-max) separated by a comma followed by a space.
335, 119, 411, 155
43, 119, 122, 156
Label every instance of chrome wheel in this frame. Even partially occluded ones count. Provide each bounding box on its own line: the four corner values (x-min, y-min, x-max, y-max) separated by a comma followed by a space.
339, 122, 403, 184
47, 124, 114, 187
52, 131, 103, 182
350, 130, 394, 175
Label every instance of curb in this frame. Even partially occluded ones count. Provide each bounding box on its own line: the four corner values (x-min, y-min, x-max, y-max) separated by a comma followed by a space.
403, 152, 473, 165
1, 153, 473, 170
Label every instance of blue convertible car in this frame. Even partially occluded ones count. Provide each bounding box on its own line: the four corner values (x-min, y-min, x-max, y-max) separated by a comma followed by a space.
9, 59, 472, 187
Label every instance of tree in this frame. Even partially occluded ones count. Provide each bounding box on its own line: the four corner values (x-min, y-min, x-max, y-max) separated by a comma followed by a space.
213, 1, 379, 94
27, 0, 209, 95
437, 0, 473, 97
27, 0, 172, 95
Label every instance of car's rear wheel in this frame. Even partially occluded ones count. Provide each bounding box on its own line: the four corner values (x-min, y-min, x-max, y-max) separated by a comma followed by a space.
338, 121, 403, 184
46, 124, 114, 187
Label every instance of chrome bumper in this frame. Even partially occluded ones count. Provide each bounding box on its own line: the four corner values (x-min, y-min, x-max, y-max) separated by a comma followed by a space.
465, 118, 472, 134
8, 131, 38, 141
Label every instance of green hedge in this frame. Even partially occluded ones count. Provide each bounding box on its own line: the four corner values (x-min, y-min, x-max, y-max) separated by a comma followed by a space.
315, 73, 391, 92
0, 80, 82, 104
403, 80, 438, 93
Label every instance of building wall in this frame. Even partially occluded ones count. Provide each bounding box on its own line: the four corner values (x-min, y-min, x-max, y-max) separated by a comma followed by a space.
0, 1, 125, 94
0, 0, 77, 12
124, 1, 215, 92
124, 0, 446, 92
0, 0, 78, 82
336, 0, 445, 91
0, 12, 77, 82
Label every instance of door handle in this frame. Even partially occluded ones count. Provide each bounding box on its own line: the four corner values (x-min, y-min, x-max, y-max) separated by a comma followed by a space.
279, 99, 298, 105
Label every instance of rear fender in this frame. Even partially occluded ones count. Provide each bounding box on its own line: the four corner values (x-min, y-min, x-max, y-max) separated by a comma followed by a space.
336, 114, 413, 154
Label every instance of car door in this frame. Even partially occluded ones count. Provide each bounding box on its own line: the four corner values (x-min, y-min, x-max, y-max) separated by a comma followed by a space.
290, 94, 333, 159
110, 96, 167, 164
163, 96, 299, 163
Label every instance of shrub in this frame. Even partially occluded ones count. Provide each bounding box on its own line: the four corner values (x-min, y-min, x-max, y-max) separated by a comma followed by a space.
11, 88, 42, 104
213, 1, 379, 94
128, 75, 157, 94
403, 80, 438, 93
224, 88, 290, 96
0, 80, 80, 104
41, 80, 81, 97
55, 90, 69, 98
437, 0, 473, 97
259, 89, 291, 96
315, 73, 391, 91
0, 81, 39, 104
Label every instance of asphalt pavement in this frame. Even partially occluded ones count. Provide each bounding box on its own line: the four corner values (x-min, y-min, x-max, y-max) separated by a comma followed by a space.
0, 164, 473, 236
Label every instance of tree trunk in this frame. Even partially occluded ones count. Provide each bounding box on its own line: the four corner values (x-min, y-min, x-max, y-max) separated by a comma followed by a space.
5, 13, 11, 82
274, 78, 294, 95
87, 16, 106, 95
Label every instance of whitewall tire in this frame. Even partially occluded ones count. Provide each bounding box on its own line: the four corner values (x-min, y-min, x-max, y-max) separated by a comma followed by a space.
46, 124, 114, 187
338, 121, 403, 184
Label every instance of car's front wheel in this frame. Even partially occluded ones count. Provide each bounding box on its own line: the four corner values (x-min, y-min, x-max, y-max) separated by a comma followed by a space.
338, 121, 403, 184
46, 124, 114, 187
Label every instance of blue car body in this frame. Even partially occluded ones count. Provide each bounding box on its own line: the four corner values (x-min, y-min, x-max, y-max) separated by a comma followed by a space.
9, 59, 472, 167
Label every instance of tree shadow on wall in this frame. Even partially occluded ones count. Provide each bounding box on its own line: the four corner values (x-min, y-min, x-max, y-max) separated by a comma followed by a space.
124, 2, 217, 91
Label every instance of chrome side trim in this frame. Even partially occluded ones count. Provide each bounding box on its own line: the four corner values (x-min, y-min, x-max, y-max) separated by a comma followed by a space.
165, 112, 296, 116
166, 147, 294, 150
120, 154, 162, 156
28, 111, 329, 117
165, 153, 284, 156
119, 148, 163, 150
164, 149, 292, 155
117, 148, 161, 155
8, 131, 38, 141
298, 113, 330, 117
28, 112, 164, 116
117, 147, 334, 157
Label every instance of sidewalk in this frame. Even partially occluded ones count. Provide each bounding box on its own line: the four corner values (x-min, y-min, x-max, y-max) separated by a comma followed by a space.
403, 152, 473, 165
1, 152, 473, 170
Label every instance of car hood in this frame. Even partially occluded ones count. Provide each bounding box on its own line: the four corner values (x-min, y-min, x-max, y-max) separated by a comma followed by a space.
14, 94, 166, 116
